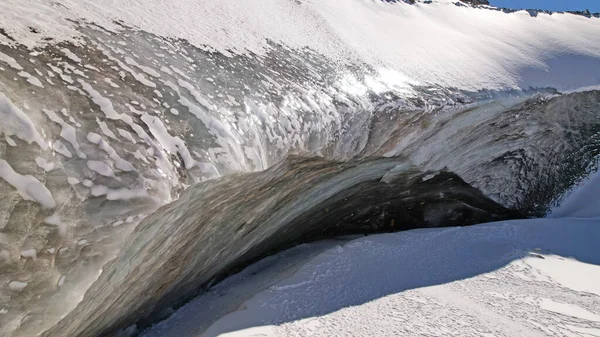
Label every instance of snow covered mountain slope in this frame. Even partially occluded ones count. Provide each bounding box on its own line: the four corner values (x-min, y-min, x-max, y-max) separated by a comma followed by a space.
1, 0, 600, 91
142, 174, 600, 337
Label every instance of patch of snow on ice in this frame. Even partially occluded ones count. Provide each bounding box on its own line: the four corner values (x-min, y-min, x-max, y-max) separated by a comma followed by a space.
0, 159, 55, 208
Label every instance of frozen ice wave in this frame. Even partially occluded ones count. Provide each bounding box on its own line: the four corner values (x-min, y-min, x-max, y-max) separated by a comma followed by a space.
143, 189, 600, 337
0, 1, 598, 336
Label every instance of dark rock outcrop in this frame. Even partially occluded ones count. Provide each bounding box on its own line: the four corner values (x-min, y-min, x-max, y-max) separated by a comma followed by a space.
460, 0, 490, 6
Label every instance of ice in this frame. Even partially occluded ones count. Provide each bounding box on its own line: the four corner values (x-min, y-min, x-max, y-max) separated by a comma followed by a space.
34, 157, 55, 172
0, 250, 10, 261
105, 187, 149, 201
117, 128, 137, 144
96, 118, 119, 140
86, 160, 116, 178
8, 281, 28, 292
124, 57, 160, 78
61, 48, 82, 63
0, 1, 598, 336
140, 113, 197, 169
0, 93, 47, 150
111, 58, 157, 88
78, 80, 121, 119
4, 136, 16, 146
104, 77, 120, 88
86, 132, 135, 172
0, 159, 56, 208
42, 109, 86, 158
143, 172, 600, 337
53, 140, 72, 158
20, 249, 37, 260
17, 71, 44, 88
0, 51, 23, 70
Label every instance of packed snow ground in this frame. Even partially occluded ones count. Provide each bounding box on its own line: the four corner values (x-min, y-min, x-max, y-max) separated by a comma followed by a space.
1, 0, 600, 91
142, 170, 600, 337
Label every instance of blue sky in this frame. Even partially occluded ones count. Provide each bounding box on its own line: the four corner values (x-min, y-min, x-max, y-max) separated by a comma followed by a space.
490, 0, 600, 12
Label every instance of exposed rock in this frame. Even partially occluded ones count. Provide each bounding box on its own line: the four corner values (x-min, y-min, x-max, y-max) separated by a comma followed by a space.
460, 0, 489, 6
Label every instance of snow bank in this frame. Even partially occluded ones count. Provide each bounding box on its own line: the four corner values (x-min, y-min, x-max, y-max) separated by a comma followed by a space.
1, 0, 600, 90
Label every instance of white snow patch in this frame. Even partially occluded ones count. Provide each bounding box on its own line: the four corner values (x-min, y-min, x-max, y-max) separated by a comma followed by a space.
61, 48, 82, 63
86, 132, 134, 172
35, 157, 55, 172
43, 108, 86, 158
53, 139, 73, 158
17, 71, 44, 88
0, 51, 23, 70
67, 176, 80, 185
539, 298, 600, 322
0, 159, 55, 208
44, 213, 67, 235
8, 281, 28, 292
0, 93, 47, 149
20, 249, 37, 260
87, 160, 116, 178
117, 128, 137, 144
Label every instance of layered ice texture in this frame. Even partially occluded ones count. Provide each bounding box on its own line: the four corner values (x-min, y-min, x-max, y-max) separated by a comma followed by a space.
0, 0, 599, 336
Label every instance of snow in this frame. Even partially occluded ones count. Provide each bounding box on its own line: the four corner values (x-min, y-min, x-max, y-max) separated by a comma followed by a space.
117, 128, 137, 144
142, 170, 600, 337
45, 214, 67, 235
17, 71, 43, 88
0, 93, 47, 150
53, 140, 72, 158
1, 0, 600, 90
0, 51, 23, 70
67, 177, 80, 185
539, 298, 600, 322
549, 168, 600, 219
61, 48, 82, 63
35, 157, 55, 172
8, 281, 28, 292
20, 249, 37, 260
86, 132, 135, 172
0, 159, 56, 209
43, 108, 86, 158
78, 80, 120, 120
86, 160, 116, 178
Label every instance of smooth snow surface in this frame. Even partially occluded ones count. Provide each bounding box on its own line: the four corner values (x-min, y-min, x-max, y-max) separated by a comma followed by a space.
1, 0, 600, 90
143, 175, 600, 337
550, 168, 600, 219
